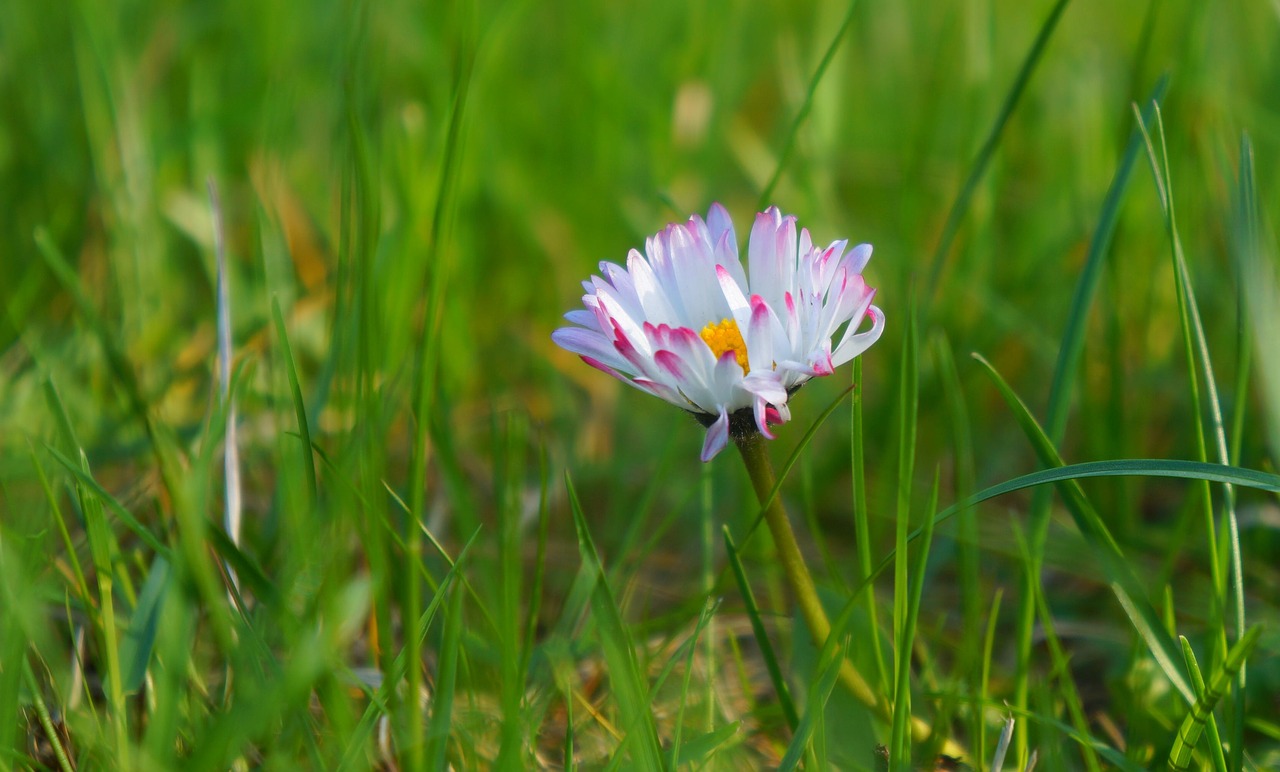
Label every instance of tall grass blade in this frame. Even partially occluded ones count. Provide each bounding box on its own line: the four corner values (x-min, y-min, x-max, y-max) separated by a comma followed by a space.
1228, 132, 1267, 769
1016, 80, 1166, 759
758, 0, 859, 207
425, 581, 464, 770
119, 556, 171, 692
893, 291, 919, 706
723, 526, 800, 730
777, 637, 847, 772
1175, 637, 1227, 772
972, 353, 1194, 702
565, 472, 664, 770
1134, 102, 1248, 765
924, 0, 1074, 304
272, 297, 318, 505
979, 589, 1005, 766
889, 468, 939, 769
852, 355, 889, 696
337, 529, 481, 770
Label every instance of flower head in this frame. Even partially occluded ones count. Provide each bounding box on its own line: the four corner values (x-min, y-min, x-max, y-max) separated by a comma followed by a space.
553, 203, 884, 461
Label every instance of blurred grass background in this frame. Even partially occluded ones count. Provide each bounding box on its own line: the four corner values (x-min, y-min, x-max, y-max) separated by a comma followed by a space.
2, 0, 1279, 768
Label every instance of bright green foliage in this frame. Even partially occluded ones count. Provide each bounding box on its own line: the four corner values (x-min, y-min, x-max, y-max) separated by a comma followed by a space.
1, 0, 1278, 769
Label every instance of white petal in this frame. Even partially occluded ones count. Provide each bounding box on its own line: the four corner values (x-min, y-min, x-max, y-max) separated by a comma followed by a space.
715, 264, 752, 332
665, 221, 727, 326
846, 243, 873, 275
832, 305, 886, 366
744, 296, 774, 374
563, 309, 597, 328
552, 327, 631, 371
706, 202, 735, 250
700, 407, 731, 462
748, 208, 784, 299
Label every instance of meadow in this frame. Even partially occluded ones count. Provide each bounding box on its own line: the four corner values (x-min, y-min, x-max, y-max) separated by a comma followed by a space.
2, 0, 1279, 769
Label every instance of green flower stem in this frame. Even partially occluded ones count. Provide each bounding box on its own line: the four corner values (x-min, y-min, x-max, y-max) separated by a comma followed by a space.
734, 432, 957, 754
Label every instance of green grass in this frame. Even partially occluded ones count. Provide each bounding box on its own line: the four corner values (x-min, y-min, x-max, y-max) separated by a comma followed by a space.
2, 0, 1280, 769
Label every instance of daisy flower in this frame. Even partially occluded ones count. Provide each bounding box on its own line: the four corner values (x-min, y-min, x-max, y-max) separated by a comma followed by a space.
552, 203, 884, 461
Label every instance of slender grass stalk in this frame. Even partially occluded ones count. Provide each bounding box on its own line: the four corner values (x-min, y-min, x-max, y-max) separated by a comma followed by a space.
1168, 628, 1262, 771
924, 0, 1074, 306
852, 358, 890, 696
1226, 133, 1262, 771
1175, 638, 1228, 772
893, 292, 919, 713
1136, 104, 1249, 765
757, 0, 859, 208
723, 526, 800, 730
670, 597, 719, 768
889, 468, 939, 769
1014, 81, 1166, 763
979, 588, 1004, 768
22, 656, 74, 772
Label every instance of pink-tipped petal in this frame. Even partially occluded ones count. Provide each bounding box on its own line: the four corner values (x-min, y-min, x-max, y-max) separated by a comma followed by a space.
706, 202, 735, 249
832, 304, 886, 367
633, 377, 685, 404
553, 327, 629, 370
745, 295, 774, 374
654, 349, 686, 380
580, 355, 628, 383
753, 397, 775, 439
847, 243, 873, 275
764, 405, 784, 426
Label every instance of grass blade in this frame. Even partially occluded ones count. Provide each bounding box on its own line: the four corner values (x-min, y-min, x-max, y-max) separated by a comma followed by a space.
853, 355, 890, 697
119, 555, 171, 692
1175, 637, 1227, 772
758, 0, 859, 207
1167, 626, 1262, 771
889, 468, 939, 768
565, 472, 664, 770
337, 528, 482, 770
924, 0, 1074, 304
271, 296, 318, 505
892, 291, 919, 709
777, 636, 847, 772
425, 579, 464, 769
723, 525, 800, 730
972, 353, 1194, 702
669, 597, 720, 768
1015, 80, 1166, 760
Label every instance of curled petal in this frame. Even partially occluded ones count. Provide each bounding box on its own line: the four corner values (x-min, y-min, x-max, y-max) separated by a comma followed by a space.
700, 407, 731, 462
832, 304, 886, 367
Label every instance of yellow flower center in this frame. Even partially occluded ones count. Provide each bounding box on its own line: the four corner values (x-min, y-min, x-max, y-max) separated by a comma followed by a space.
700, 318, 749, 372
